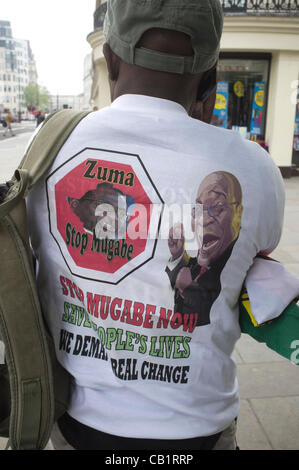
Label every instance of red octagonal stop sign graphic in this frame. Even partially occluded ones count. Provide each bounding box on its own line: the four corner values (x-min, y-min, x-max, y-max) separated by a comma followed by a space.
46, 148, 164, 284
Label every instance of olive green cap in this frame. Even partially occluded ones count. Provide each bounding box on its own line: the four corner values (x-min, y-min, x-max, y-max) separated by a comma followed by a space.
104, 0, 223, 74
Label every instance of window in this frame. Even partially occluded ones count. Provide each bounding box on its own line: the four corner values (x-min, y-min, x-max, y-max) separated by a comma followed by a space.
213, 54, 270, 146
293, 80, 299, 167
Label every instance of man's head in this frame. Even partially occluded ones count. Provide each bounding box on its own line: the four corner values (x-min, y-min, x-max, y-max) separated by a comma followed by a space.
103, 0, 223, 120
68, 182, 134, 238
192, 172, 243, 266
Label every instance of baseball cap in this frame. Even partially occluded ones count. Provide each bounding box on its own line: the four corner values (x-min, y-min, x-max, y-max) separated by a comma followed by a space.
104, 0, 223, 74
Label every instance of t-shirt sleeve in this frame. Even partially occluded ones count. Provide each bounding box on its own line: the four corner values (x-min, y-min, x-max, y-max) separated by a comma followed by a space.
255, 146, 285, 255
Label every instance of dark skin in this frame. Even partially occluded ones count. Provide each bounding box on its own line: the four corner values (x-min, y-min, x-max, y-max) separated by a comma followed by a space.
103, 28, 217, 123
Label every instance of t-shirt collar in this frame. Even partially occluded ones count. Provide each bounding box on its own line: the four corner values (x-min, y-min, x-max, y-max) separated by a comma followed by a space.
111, 94, 188, 117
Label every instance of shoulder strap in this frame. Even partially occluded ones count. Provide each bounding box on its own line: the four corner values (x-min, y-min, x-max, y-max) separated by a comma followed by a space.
0, 109, 90, 450
19, 108, 91, 191
0, 109, 90, 220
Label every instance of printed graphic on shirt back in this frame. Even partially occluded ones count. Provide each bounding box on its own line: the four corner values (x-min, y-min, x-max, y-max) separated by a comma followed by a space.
165, 171, 243, 328
55, 170, 244, 387
46, 148, 164, 284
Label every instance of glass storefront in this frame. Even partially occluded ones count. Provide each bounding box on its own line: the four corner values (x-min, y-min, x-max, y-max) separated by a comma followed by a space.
293, 82, 299, 166
212, 54, 270, 149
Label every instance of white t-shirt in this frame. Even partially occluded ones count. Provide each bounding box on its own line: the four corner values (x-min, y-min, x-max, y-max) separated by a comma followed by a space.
27, 94, 285, 439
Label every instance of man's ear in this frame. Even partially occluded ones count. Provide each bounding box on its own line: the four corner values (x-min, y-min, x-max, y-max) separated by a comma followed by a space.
191, 91, 216, 124
202, 87, 217, 124
191, 67, 217, 124
103, 43, 120, 82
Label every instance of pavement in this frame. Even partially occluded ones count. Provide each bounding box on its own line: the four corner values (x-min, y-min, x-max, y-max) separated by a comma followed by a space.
0, 122, 36, 184
0, 120, 36, 139
0, 130, 299, 450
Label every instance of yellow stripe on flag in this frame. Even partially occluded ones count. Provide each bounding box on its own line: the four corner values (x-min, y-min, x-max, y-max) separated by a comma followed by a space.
242, 299, 258, 327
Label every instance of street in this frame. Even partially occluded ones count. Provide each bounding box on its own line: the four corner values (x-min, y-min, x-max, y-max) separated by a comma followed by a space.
0, 128, 299, 450
0, 120, 35, 139
0, 122, 35, 183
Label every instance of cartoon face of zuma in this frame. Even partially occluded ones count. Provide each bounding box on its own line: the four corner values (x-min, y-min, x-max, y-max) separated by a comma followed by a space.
68, 182, 134, 239
191, 171, 243, 266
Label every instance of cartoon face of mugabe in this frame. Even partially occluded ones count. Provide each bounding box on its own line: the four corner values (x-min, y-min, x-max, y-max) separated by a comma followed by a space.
67, 182, 134, 240
166, 171, 243, 327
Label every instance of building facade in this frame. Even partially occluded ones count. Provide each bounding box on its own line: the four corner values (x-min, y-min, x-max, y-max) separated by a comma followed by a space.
83, 53, 93, 110
87, 1, 111, 111
49, 94, 84, 113
220, 0, 299, 176
0, 20, 38, 119
87, 0, 299, 175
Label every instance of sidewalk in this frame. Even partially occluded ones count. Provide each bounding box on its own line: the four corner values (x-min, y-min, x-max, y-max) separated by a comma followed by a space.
0, 127, 35, 184
235, 177, 299, 450
0, 132, 298, 449
0, 120, 35, 138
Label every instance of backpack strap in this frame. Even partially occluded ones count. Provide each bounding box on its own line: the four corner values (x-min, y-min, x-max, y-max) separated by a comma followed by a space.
0, 109, 90, 220
0, 109, 90, 450
19, 109, 91, 191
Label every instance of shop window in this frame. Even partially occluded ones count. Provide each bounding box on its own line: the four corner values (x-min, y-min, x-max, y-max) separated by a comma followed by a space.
293, 81, 299, 167
212, 54, 270, 149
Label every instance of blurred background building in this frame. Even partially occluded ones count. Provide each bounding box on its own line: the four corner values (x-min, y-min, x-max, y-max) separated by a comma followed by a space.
49, 54, 93, 113
0, 20, 38, 119
87, 0, 299, 176
49, 94, 84, 112
0, 19, 93, 119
